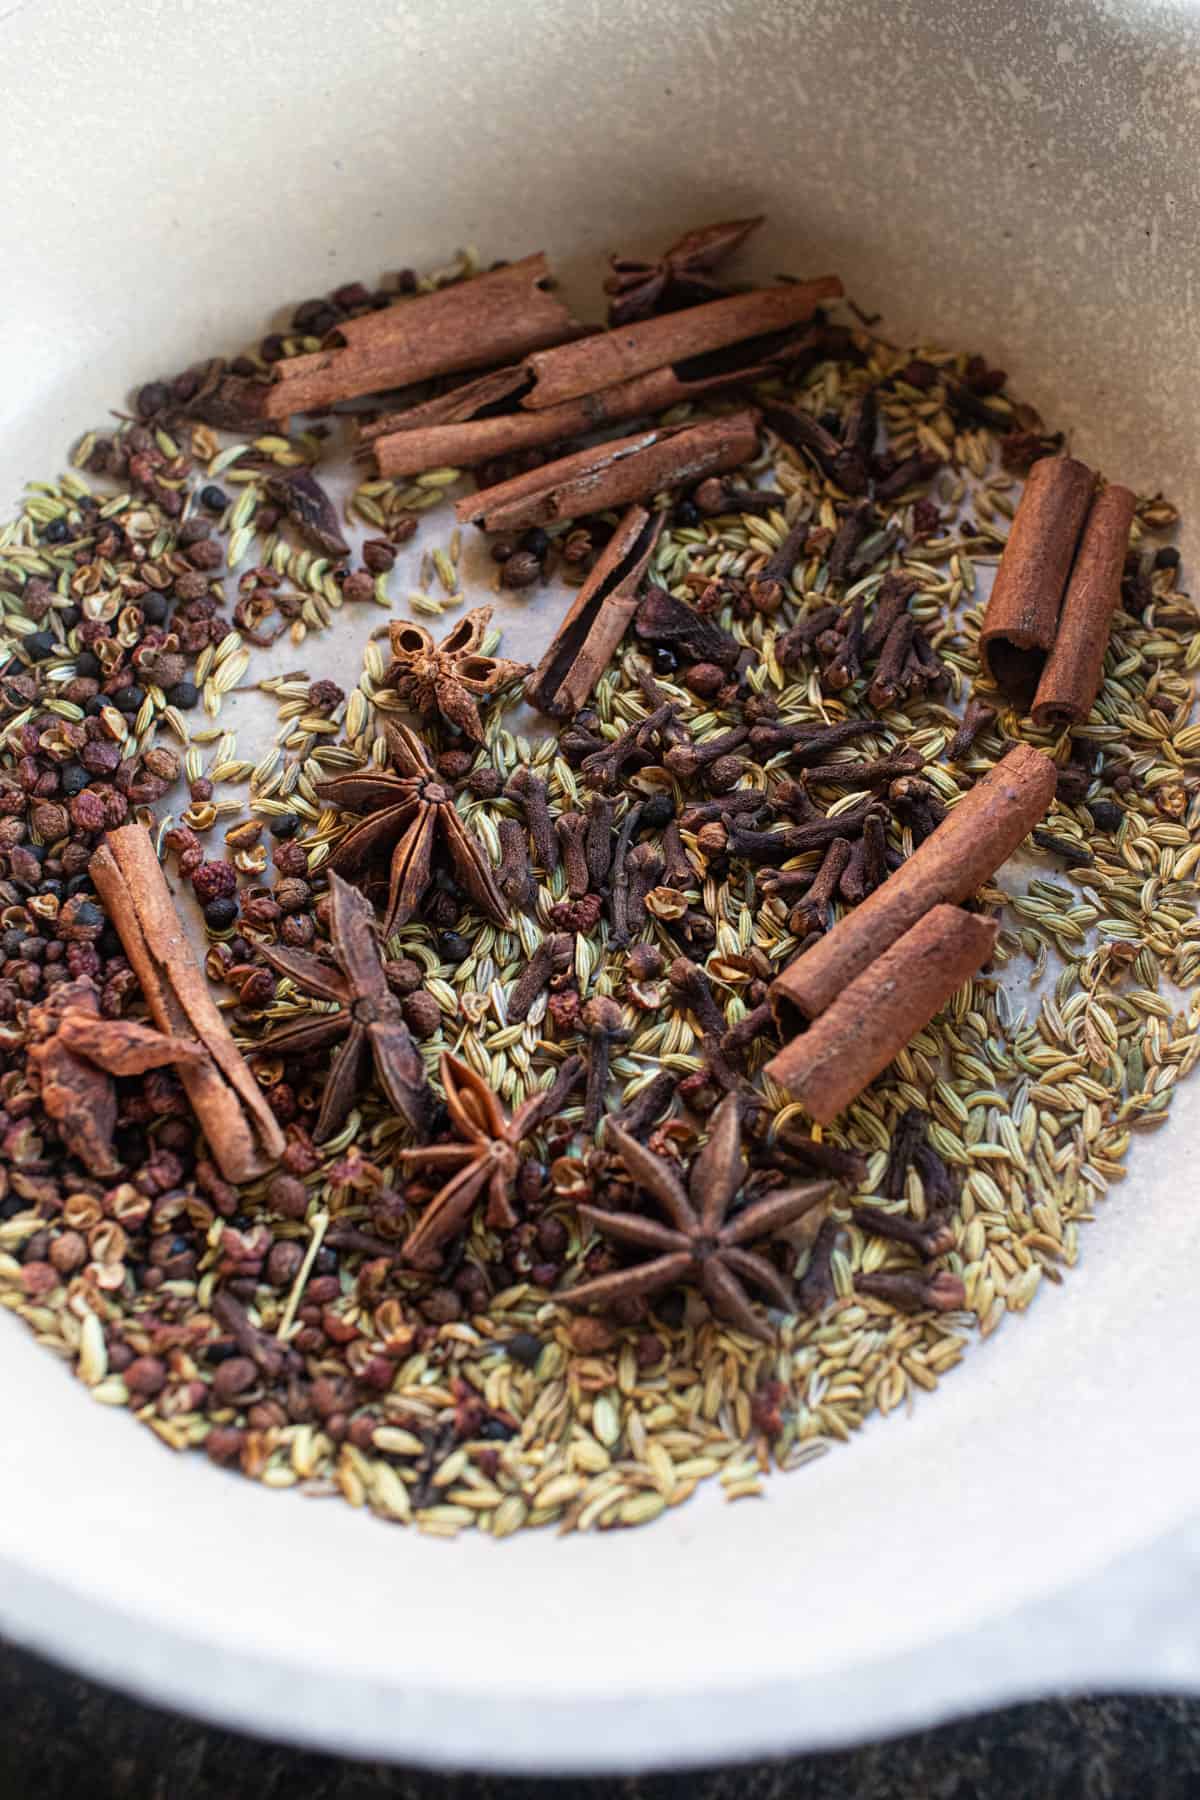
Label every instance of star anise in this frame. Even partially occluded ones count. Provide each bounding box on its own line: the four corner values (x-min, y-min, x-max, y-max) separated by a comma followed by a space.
385, 605, 528, 742
563, 1095, 832, 1342
397, 1051, 583, 1270
255, 871, 434, 1142
315, 723, 508, 936
603, 216, 764, 327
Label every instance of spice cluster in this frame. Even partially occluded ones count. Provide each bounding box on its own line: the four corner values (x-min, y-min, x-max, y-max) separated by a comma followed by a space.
0, 223, 1195, 1537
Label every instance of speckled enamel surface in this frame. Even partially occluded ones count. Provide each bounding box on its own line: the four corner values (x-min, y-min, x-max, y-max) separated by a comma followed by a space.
2, 0, 1200, 1773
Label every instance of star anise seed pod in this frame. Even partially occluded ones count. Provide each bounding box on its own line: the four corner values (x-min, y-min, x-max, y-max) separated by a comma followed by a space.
315, 724, 508, 936
397, 1051, 583, 1270
564, 1094, 832, 1343
255, 872, 434, 1142
385, 605, 528, 742
603, 216, 764, 326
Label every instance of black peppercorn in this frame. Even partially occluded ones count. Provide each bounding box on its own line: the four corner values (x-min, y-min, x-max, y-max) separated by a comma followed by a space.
1088, 799, 1124, 833
58, 605, 81, 630
43, 518, 70, 544
23, 631, 56, 661
167, 681, 199, 710
639, 795, 675, 829
59, 764, 89, 798
141, 593, 168, 625
675, 499, 700, 527
113, 685, 144, 714
268, 813, 300, 839
504, 1332, 543, 1369
200, 485, 228, 514
651, 647, 678, 675
439, 931, 471, 964
75, 651, 101, 679
1154, 545, 1181, 571
203, 896, 239, 932
522, 526, 550, 560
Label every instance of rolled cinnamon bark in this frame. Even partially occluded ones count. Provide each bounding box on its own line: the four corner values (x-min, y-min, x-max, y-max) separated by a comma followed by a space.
770, 743, 1054, 1026
261, 255, 580, 420
525, 505, 663, 717
457, 410, 760, 532
764, 905, 998, 1122
520, 277, 843, 410
979, 455, 1094, 708
1031, 483, 1136, 728
368, 342, 795, 478
90, 826, 285, 1184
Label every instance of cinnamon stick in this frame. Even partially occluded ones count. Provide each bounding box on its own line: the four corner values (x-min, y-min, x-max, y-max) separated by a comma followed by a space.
368, 339, 799, 479
525, 505, 663, 717
764, 905, 998, 1122
90, 825, 285, 1184
457, 410, 760, 533
1031, 483, 1136, 728
358, 366, 531, 443
979, 455, 1094, 708
770, 743, 1054, 1026
520, 277, 843, 411
260, 255, 580, 420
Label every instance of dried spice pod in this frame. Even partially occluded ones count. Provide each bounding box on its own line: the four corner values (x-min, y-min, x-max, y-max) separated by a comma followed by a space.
603, 215, 764, 324
385, 606, 528, 743
457, 411, 761, 533
979, 455, 1094, 708
770, 744, 1054, 1025
765, 905, 998, 1121
315, 724, 508, 934
264, 469, 349, 557
255, 873, 434, 1143
1031, 483, 1136, 728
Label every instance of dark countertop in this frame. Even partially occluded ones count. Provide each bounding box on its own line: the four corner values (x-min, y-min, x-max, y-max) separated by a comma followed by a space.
2, 1643, 1198, 1799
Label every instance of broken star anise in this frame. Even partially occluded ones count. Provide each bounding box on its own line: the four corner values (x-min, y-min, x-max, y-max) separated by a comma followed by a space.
397, 1051, 583, 1270
25, 975, 204, 1177
603, 216, 764, 327
315, 723, 508, 936
385, 605, 528, 742
564, 1094, 832, 1343
255, 871, 434, 1142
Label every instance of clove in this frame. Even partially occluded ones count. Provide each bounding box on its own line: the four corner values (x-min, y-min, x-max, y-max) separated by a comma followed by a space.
663, 725, 748, 784
945, 697, 997, 763
821, 595, 866, 690
775, 605, 841, 669
505, 768, 558, 873
581, 996, 631, 1133
850, 1206, 957, 1260
827, 500, 875, 585
585, 793, 617, 889
507, 931, 573, 1023
497, 817, 535, 909
789, 836, 851, 934
555, 811, 591, 898
607, 801, 645, 945
867, 613, 916, 709
612, 1068, 676, 1140
856, 1269, 966, 1313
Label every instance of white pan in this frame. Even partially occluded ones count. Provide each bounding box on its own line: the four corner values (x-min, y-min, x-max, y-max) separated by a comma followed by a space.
2, 0, 1199, 1774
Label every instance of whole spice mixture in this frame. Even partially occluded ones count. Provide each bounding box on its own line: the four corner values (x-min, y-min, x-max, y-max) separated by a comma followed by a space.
1, 223, 1195, 1539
